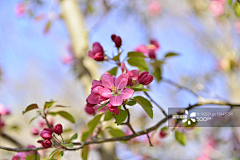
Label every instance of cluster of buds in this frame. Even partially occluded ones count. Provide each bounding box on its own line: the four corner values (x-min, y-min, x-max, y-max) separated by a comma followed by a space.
88, 42, 105, 61
135, 39, 160, 59
85, 61, 153, 115
31, 118, 54, 136
12, 145, 39, 160
37, 124, 63, 148
111, 34, 122, 49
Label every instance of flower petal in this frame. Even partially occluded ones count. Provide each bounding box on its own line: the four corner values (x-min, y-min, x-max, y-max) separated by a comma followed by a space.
101, 74, 114, 89
110, 96, 123, 106
87, 93, 101, 104
99, 88, 112, 98
120, 88, 134, 99
128, 70, 139, 80
115, 73, 128, 89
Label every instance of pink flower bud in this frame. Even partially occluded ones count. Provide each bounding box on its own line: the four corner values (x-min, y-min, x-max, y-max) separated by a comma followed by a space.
150, 39, 160, 49
107, 104, 119, 115
148, 50, 156, 59
85, 106, 96, 115
93, 52, 105, 61
32, 127, 39, 136
37, 140, 43, 143
121, 62, 128, 73
86, 102, 95, 108
41, 139, 52, 148
111, 34, 117, 41
40, 128, 53, 140
138, 72, 153, 85
14, 3, 25, 17
62, 53, 74, 64
147, 0, 161, 16
12, 156, 20, 160
53, 124, 63, 135
114, 36, 122, 48
159, 131, 167, 138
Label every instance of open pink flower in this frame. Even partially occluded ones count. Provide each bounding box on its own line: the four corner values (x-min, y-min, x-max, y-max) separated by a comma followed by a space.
134, 39, 160, 59
210, 0, 225, 17
14, 3, 26, 17
88, 42, 105, 61
99, 73, 134, 106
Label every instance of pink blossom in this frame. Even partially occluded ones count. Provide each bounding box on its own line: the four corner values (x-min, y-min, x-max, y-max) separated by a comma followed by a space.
138, 72, 153, 85
14, 3, 25, 17
0, 104, 10, 115
235, 22, 240, 35
107, 103, 119, 115
85, 106, 95, 115
62, 53, 74, 64
32, 127, 39, 136
121, 62, 128, 73
210, 0, 225, 17
134, 39, 160, 59
99, 73, 134, 106
147, 0, 161, 16
15, 152, 27, 160
88, 42, 105, 61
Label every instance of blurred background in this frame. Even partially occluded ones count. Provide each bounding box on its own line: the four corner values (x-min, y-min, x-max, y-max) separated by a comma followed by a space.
0, 0, 240, 159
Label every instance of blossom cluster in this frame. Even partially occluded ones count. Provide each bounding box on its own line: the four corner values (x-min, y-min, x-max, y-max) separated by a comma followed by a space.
12, 145, 39, 160
85, 65, 153, 115
37, 123, 63, 148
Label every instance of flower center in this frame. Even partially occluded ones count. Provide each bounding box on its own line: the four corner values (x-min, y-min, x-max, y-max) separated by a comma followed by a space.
146, 44, 156, 50
110, 85, 118, 94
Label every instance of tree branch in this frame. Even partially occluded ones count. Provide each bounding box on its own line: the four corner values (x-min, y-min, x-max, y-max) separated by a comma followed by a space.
122, 105, 136, 134
1, 98, 240, 152
144, 91, 167, 117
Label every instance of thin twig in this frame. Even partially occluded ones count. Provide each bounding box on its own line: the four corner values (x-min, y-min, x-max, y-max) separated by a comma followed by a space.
122, 105, 136, 134
2, 99, 240, 152
144, 91, 167, 117
162, 78, 200, 98
146, 132, 153, 147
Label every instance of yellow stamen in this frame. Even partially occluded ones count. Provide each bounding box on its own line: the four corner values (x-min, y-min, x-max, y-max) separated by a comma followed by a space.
146, 44, 156, 50
110, 85, 117, 93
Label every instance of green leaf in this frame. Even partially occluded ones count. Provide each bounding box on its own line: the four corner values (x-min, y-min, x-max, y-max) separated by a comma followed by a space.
115, 109, 127, 125
48, 112, 57, 116
112, 51, 122, 61
164, 52, 179, 58
228, 0, 232, 5
107, 67, 118, 76
126, 100, 137, 106
63, 128, 72, 133
175, 131, 187, 146
44, 20, 52, 34
98, 102, 109, 111
49, 149, 59, 159
127, 57, 149, 71
62, 143, 73, 148
153, 66, 162, 82
56, 111, 75, 123
126, 84, 150, 92
29, 115, 39, 124
82, 146, 89, 160
55, 105, 70, 108
59, 151, 64, 158
88, 114, 103, 135
127, 52, 147, 58
109, 128, 125, 137
104, 111, 113, 121
25, 154, 40, 160
44, 100, 57, 110
161, 126, 168, 131
23, 104, 39, 115
81, 130, 90, 142
133, 96, 153, 119
69, 133, 78, 141
234, 1, 240, 18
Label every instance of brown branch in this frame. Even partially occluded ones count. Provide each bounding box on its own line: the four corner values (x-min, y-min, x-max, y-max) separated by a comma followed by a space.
0, 132, 24, 148
161, 78, 200, 98
1, 98, 240, 152
122, 105, 136, 134
144, 91, 167, 117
